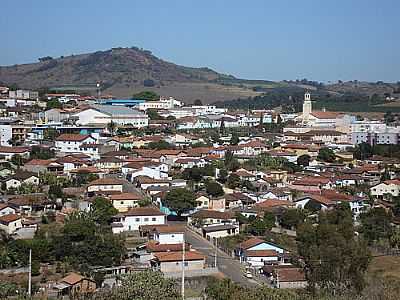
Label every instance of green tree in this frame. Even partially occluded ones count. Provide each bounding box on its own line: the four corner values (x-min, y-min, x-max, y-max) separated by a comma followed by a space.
297, 154, 311, 167
10, 154, 25, 168
206, 181, 224, 197
280, 209, 305, 229
43, 128, 59, 141
164, 188, 196, 216
226, 174, 240, 189
248, 212, 275, 235
193, 99, 203, 106
91, 197, 118, 225
31, 145, 55, 159
147, 140, 172, 150
99, 270, 180, 300
132, 91, 159, 101
48, 184, 63, 199
107, 120, 117, 136
317, 147, 336, 163
147, 108, 162, 120
230, 132, 239, 145
297, 208, 371, 294
354, 142, 373, 160
360, 207, 392, 244
46, 98, 62, 109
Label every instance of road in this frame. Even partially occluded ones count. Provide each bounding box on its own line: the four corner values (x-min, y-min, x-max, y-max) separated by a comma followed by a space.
184, 228, 260, 287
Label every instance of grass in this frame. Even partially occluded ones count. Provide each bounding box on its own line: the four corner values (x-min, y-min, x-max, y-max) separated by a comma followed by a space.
368, 255, 400, 281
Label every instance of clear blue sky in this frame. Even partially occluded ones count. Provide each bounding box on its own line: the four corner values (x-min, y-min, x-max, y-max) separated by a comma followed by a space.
1, 0, 399, 82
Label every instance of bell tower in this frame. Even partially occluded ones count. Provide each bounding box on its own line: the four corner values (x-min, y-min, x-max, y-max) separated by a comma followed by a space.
302, 91, 312, 123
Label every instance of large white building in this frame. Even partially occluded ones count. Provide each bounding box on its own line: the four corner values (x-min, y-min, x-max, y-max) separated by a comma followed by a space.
72, 105, 149, 127
111, 207, 166, 233
137, 97, 183, 111
55, 133, 97, 153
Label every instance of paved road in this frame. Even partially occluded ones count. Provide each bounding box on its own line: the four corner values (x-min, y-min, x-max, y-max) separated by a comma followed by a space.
184, 228, 260, 287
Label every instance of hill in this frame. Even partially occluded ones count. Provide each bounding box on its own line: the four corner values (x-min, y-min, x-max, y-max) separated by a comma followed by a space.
0, 47, 276, 103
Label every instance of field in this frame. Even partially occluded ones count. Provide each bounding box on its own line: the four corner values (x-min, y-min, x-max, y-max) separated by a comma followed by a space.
368, 255, 400, 281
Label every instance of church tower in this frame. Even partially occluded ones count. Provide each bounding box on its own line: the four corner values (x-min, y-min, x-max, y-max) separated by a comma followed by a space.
302, 91, 312, 123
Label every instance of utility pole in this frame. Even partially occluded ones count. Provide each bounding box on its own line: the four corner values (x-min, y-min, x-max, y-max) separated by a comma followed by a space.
214, 238, 218, 268
181, 234, 185, 300
28, 249, 32, 298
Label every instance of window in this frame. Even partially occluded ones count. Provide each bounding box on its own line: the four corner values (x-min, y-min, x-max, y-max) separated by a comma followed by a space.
120, 201, 124, 205
152, 217, 156, 221
184, 262, 188, 266
144, 218, 149, 222
135, 218, 140, 222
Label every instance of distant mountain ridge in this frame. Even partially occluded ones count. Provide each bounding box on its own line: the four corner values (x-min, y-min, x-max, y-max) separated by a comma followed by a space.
0, 47, 268, 102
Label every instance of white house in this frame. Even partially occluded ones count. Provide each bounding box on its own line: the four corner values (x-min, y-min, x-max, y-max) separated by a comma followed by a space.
73, 105, 149, 127
152, 225, 185, 244
0, 204, 16, 216
237, 238, 286, 267
55, 134, 97, 153
370, 180, 400, 199
0, 214, 22, 234
0, 146, 30, 160
111, 207, 166, 233
86, 178, 124, 196
109, 192, 144, 212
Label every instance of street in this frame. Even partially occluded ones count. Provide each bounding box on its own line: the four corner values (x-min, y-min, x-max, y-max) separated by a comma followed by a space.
184, 228, 261, 287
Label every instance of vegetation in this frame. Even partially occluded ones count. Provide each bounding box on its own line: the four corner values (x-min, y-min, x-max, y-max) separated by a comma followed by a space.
205, 181, 224, 197
317, 147, 336, 163
132, 91, 159, 100
164, 188, 196, 216
297, 204, 371, 295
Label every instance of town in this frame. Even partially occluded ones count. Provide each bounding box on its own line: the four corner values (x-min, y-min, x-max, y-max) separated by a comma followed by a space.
0, 84, 399, 299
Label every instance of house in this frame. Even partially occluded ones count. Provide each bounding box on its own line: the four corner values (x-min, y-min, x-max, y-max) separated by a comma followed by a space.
195, 195, 226, 211
95, 157, 124, 171
233, 168, 257, 181
109, 192, 144, 212
123, 161, 169, 180
111, 207, 166, 233
22, 159, 63, 174
202, 224, 239, 240
237, 238, 286, 264
151, 225, 185, 244
273, 268, 307, 289
289, 176, 333, 192
86, 178, 124, 196
0, 146, 30, 160
135, 176, 170, 190
370, 180, 400, 199
0, 214, 22, 234
55, 134, 96, 154
5, 172, 39, 190
72, 104, 149, 127
174, 157, 206, 169
53, 273, 96, 297
0, 203, 16, 216
188, 210, 237, 227
151, 250, 206, 273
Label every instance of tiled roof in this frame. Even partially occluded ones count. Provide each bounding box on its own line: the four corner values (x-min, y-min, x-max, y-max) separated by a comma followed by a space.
0, 213, 20, 224
153, 250, 205, 262
60, 273, 85, 285
146, 241, 189, 252
275, 268, 306, 282
239, 237, 265, 250
190, 209, 235, 220
109, 192, 143, 201
56, 134, 91, 142
0, 146, 29, 153
88, 178, 124, 186
121, 207, 165, 217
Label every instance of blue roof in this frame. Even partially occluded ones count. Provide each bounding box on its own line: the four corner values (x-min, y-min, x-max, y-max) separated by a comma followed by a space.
98, 99, 145, 105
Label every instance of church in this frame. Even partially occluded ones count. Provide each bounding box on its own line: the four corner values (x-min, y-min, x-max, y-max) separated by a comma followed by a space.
295, 91, 355, 131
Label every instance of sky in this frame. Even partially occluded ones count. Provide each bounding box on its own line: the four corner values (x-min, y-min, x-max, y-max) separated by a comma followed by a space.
1, 0, 399, 83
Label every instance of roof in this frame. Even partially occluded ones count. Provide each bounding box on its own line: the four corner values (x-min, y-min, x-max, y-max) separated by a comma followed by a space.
60, 273, 85, 285
310, 111, 342, 119
109, 192, 143, 201
0, 146, 29, 153
239, 237, 266, 250
153, 250, 205, 262
146, 241, 189, 252
275, 268, 306, 282
88, 178, 124, 186
120, 207, 165, 217
90, 104, 146, 117
56, 134, 92, 142
245, 250, 278, 257
202, 224, 237, 232
256, 199, 293, 210
190, 209, 235, 220
0, 213, 20, 224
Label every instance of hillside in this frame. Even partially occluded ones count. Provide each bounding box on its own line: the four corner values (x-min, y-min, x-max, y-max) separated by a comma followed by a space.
0, 47, 270, 103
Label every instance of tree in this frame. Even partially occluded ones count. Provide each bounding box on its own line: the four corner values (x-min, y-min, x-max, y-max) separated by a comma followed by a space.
147, 108, 162, 120
280, 209, 305, 229
46, 98, 62, 109
164, 188, 196, 216
354, 142, 373, 160
43, 127, 59, 140
206, 181, 224, 197
91, 197, 118, 225
297, 154, 311, 167
98, 270, 180, 300
193, 99, 203, 106
224, 150, 240, 171
317, 147, 336, 163
132, 91, 159, 100
248, 212, 275, 235
147, 140, 172, 150
31, 145, 55, 159
217, 168, 228, 183
48, 184, 63, 199
230, 132, 239, 145
360, 207, 392, 244
107, 120, 117, 136
297, 208, 371, 294
10, 154, 24, 168
226, 174, 240, 189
